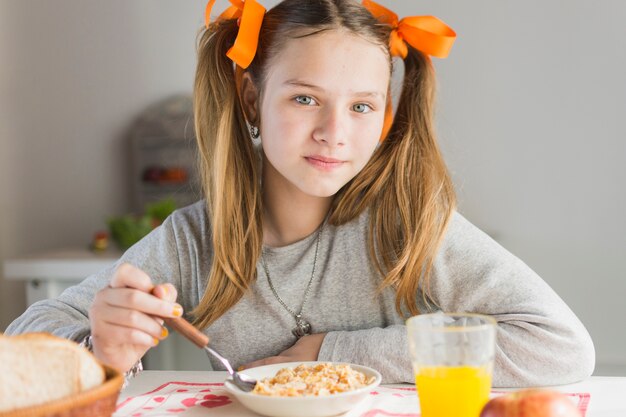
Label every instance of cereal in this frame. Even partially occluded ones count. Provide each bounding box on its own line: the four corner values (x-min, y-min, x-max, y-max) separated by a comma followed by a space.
251, 363, 376, 397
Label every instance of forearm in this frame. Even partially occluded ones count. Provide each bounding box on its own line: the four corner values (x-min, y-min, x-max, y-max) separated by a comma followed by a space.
316, 318, 595, 387
5, 296, 92, 341
318, 325, 413, 384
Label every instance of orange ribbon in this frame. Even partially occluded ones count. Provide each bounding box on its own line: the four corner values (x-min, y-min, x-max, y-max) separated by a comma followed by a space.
362, 0, 456, 141
362, 0, 456, 59
205, 0, 266, 69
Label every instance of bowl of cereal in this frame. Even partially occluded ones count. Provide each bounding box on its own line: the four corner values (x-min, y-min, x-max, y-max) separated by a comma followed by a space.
224, 361, 381, 417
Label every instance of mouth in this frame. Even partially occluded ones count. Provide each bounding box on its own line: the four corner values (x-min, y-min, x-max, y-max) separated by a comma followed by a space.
304, 155, 346, 170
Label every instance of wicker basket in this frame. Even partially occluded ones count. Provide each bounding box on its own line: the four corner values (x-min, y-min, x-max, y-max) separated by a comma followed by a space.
0, 365, 124, 417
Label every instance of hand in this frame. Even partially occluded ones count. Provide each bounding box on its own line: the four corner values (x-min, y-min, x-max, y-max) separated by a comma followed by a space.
88, 263, 182, 373
241, 333, 327, 370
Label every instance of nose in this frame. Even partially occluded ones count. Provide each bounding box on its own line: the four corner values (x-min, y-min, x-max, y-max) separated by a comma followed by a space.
312, 106, 346, 147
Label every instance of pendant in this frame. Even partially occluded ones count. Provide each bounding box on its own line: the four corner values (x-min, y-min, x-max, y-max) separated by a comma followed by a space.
292, 314, 312, 338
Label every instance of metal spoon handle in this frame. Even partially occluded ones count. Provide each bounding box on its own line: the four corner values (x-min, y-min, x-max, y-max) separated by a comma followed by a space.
163, 316, 209, 348
205, 346, 235, 375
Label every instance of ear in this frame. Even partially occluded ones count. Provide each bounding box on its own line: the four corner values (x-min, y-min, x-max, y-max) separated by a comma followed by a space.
240, 72, 260, 126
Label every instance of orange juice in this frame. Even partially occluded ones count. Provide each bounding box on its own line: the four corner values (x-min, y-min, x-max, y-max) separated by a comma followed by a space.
415, 365, 491, 417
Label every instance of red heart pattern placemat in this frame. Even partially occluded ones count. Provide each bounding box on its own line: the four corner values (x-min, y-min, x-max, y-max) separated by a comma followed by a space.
114, 382, 590, 417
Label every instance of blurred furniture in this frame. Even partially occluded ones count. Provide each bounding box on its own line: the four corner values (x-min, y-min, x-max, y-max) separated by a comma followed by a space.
3, 247, 121, 306
130, 94, 200, 212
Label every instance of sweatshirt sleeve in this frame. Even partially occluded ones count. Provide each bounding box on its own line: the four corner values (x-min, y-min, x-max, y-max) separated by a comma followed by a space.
318, 212, 595, 387
4, 215, 182, 342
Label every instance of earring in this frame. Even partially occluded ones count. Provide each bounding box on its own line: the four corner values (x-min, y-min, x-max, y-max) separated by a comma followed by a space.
249, 125, 260, 139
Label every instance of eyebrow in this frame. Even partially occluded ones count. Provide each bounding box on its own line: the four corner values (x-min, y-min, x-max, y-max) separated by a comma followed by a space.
283, 79, 385, 100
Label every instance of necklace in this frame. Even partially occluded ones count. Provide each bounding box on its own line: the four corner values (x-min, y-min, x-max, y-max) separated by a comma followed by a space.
261, 221, 324, 339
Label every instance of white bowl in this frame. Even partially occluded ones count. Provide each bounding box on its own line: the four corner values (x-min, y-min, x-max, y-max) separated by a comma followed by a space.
224, 361, 382, 417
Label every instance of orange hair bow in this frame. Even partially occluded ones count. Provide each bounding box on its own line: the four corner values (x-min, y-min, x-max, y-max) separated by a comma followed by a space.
362, 0, 456, 59
362, 0, 456, 141
205, 0, 266, 69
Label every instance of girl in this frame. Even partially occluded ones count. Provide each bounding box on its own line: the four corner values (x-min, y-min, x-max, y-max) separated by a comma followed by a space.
6, 0, 594, 386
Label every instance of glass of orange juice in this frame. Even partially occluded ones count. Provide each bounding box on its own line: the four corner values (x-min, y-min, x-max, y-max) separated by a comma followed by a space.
407, 313, 496, 417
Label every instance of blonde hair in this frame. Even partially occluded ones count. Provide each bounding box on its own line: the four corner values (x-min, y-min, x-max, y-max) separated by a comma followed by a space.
191, 0, 455, 329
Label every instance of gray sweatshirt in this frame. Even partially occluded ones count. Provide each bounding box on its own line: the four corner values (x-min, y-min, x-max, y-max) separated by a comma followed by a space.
6, 200, 595, 386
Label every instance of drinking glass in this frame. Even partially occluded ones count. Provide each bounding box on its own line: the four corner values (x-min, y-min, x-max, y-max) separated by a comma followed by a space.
407, 313, 496, 417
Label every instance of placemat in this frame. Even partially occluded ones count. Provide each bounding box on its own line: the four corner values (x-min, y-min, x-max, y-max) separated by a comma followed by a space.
114, 382, 590, 417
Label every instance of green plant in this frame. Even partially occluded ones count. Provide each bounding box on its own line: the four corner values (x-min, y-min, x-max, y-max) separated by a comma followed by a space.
146, 198, 177, 223
107, 198, 176, 250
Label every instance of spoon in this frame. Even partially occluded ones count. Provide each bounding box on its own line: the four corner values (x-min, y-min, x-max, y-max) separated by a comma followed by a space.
162, 316, 258, 392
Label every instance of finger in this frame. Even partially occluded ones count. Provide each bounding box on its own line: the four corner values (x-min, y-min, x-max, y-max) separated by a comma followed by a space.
110, 263, 155, 292
150, 285, 178, 327
93, 321, 161, 348
101, 287, 183, 318
96, 305, 169, 341
152, 283, 178, 303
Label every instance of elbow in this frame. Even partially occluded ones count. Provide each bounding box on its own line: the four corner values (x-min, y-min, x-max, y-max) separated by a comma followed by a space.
494, 324, 596, 387
546, 326, 596, 386
563, 330, 596, 383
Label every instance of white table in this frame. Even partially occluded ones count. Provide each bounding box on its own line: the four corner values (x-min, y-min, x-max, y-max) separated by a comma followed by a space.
3, 247, 121, 305
119, 371, 626, 417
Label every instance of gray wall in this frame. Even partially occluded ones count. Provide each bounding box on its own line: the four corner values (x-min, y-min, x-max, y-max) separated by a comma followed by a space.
0, 0, 206, 326
1, 1, 624, 374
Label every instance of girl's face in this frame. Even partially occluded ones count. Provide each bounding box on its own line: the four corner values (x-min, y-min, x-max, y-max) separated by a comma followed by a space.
257, 30, 390, 198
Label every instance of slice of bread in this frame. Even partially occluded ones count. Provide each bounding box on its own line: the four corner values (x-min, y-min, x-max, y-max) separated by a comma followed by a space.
0, 333, 105, 412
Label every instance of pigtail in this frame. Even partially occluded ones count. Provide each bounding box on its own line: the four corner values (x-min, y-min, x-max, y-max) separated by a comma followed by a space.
191, 20, 263, 329
333, 46, 456, 317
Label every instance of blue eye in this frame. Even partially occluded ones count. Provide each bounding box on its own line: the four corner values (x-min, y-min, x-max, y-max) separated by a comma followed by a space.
295, 96, 316, 105
353, 103, 372, 113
